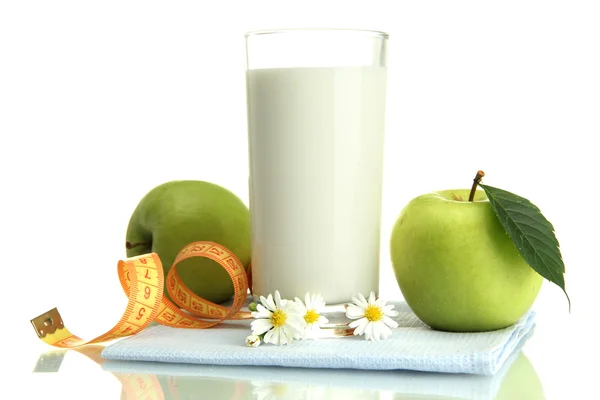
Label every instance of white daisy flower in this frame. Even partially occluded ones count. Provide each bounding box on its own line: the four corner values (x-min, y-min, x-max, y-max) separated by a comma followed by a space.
294, 292, 329, 339
345, 292, 399, 341
251, 290, 305, 345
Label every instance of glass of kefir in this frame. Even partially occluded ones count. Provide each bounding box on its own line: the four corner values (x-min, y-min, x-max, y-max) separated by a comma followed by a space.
245, 29, 389, 304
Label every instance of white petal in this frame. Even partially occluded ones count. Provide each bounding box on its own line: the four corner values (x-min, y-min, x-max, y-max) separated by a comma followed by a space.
271, 327, 282, 346
279, 327, 290, 345
368, 292, 376, 304
348, 318, 362, 329
357, 293, 368, 307
379, 322, 393, 339
284, 326, 295, 345
364, 320, 375, 341
345, 304, 365, 320
253, 304, 272, 319
304, 293, 311, 308
251, 319, 273, 336
277, 328, 287, 346
375, 298, 387, 308
289, 312, 307, 325
282, 300, 297, 312
314, 294, 326, 311
294, 298, 307, 313
287, 306, 303, 316
351, 318, 369, 336
273, 327, 282, 345
263, 328, 276, 345
317, 315, 329, 325
302, 328, 314, 340
382, 315, 399, 329
265, 294, 276, 311
274, 291, 283, 308
287, 312, 306, 323
293, 324, 305, 340
372, 320, 382, 340
258, 295, 269, 310
382, 304, 397, 314
286, 319, 306, 335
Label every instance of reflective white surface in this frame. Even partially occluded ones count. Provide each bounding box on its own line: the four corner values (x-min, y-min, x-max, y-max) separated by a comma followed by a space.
18, 312, 596, 400
29, 347, 543, 399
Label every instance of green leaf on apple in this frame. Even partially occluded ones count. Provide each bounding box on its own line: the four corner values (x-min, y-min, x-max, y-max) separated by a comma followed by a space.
478, 183, 570, 308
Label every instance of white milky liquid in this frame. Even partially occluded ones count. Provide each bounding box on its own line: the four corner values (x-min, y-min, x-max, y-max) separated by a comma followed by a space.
247, 66, 387, 304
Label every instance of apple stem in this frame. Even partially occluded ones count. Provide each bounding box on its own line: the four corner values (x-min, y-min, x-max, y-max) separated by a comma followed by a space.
468, 170, 485, 201
125, 241, 150, 250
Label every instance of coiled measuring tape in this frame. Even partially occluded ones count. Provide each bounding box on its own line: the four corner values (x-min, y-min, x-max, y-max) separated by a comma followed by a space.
30, 241, 252, 348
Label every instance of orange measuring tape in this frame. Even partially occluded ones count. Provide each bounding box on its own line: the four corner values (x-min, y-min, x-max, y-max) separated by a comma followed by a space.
30, 241, 252, 348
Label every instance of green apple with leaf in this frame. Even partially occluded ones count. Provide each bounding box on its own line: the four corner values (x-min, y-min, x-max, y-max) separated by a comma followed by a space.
125, 180, 251, 305
390, 171, 568, 332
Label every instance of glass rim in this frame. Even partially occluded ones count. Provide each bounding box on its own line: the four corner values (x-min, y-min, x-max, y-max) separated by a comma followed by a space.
244, 28, 389, 39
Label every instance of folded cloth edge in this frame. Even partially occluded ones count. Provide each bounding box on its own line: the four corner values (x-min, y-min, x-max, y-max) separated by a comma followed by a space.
100, 306, 536, 376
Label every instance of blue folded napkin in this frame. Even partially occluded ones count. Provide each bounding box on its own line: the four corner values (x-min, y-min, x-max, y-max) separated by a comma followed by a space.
101, 302, 535, 376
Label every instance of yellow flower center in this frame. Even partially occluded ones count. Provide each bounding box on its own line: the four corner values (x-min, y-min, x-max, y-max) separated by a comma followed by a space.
304, 309, 320, 325
270, 309, 287, 328
364, 305, 383, 322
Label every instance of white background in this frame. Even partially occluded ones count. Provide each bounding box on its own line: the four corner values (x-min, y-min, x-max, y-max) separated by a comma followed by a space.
1, 1, 599, 399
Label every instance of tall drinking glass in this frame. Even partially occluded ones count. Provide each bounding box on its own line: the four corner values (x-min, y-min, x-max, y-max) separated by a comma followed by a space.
245, 29, 388, 304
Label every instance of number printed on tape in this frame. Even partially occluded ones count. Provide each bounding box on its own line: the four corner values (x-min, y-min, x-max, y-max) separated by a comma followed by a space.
30, 241, 252, 348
